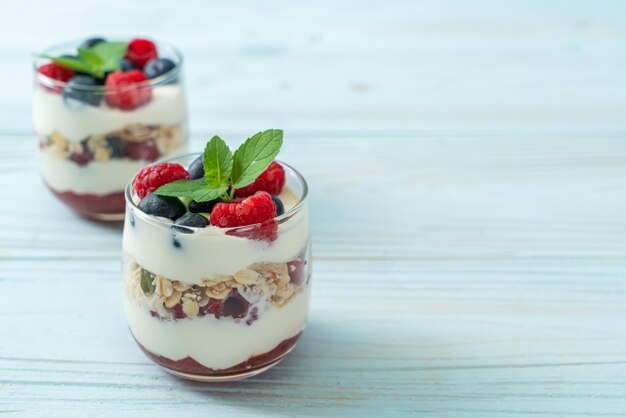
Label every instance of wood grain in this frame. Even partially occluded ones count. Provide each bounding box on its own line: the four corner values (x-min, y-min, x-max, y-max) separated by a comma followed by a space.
1, 0, 626, 416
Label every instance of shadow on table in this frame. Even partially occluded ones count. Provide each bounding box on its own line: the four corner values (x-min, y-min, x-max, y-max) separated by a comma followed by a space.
171, 317, 399, 413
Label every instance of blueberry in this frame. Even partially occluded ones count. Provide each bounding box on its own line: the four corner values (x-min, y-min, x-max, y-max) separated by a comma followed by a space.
272, 195, 284, 216
62, 76, 102, 107
188, 155, 204, 180
172, 213, 209, 233
118, 59, 135, 72
137, 193, 186, 220
188, 199, 220, 214
105, 135, 127, 158
80, 37, 106, 49
144, 58, 176, 79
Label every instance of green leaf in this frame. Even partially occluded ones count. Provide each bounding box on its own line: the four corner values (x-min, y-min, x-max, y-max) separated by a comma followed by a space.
39, 41, 129, 79
45, 55, 93, 74
93, 41, 128, 72
192, 185, 228, 202
155, 179, 227, 203
78, 48, 103, 67
203, 135, 233, 189
154, 179, 207, 197
231, 129, 283, 189
92, 41, 128, 61
77, 48, 104, 77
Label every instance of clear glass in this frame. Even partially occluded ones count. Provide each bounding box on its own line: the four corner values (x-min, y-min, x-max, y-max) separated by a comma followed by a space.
33, 38, 188, 221
121, 154, 312, 381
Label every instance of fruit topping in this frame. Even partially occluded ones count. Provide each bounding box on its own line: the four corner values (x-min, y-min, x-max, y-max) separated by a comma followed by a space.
172, 213, 209, 233
137, 193, 186, 220
149, 130, 285, 240
125, 38, 158, 70
187, 155, 204, 180
209, 191, 276, 228
118, 58, 135, 71
104, 70, 152, 110
144, 58, 176, 79
235, 161, 285, 197
80, 37, 106, 49
41, 40, 129, 80
133, 162, 189, 199
210, 191, 278, 241
39, 63, 75, 92
62, 75, 102, 106
272, 195, 284, 216
188, 199, 220, 214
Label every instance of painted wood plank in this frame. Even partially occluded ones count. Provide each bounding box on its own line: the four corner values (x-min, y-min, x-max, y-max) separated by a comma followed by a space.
1, 133, 626, 416
1, 0, 626, 416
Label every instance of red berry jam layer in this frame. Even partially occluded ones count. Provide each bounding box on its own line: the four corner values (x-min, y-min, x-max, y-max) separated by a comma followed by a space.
134, 332, 301, 378
49, 186, 125, 219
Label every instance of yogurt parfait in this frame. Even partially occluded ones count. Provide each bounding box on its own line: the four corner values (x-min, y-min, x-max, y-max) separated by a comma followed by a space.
122, 130, 311, 381
34, 37, 188, 220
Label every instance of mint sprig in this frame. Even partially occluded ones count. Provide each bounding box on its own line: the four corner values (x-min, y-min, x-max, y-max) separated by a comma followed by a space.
42, 41, 128, 79
232, 129, 283, 189
155, 129, 284, 202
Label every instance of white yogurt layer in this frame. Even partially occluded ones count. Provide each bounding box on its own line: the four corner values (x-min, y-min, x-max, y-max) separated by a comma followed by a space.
33, 84, 187, 143
124, 287, 310, 370
40, 152, 155, 195
123, 188, 309, 284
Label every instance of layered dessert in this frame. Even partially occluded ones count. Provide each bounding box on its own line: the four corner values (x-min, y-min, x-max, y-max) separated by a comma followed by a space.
34, 37, 188, 220
122, 129, 311, 381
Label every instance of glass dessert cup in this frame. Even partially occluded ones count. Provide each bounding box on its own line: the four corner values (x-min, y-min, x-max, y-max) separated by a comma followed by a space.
122, 154, 312, 381
33, 39, 188, 221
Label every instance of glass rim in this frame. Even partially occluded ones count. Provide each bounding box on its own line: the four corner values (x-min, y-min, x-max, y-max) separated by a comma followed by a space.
33, 37, 184, 91
125, 153, 309, 233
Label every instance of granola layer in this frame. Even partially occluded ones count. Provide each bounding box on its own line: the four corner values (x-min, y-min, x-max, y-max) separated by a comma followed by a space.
124, 254, 309, 321
39, 123, 185, 165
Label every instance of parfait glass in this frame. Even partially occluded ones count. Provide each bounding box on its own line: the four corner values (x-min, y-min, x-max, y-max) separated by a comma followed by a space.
121, 154, 312, 381
33, 38, 188, 220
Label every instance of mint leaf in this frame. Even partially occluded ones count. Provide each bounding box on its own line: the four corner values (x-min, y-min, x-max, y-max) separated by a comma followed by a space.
231, 129, 283, 189
203, 135, 233, 189
155, 179, 226, 202
192, 185, 228, 202
78, 48, 104, 77
93, 41, 128, 72
155, 179, 207, 197
78, 48, 103, 67
45, 55, 93, 74
39, 41, 129, 79
92, 41, 128, 60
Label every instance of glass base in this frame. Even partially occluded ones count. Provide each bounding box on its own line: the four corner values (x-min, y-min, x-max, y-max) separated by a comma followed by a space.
158, 345, 295, 382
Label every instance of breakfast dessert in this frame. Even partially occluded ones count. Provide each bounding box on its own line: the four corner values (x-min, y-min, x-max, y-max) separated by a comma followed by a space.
122, 129, 312, 381
34, 37, 188, 220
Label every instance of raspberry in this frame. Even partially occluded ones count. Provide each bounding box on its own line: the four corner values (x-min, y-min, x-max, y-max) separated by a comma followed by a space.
125, 38, 158, 69
235, 161, 286, 198
210, 191, 278, 241
132, 162, 189, 199
105, 70, 152, 110
38, 63, 75, 93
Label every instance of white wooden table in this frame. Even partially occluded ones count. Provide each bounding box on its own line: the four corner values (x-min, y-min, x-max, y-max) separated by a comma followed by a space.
2, 1, 626, 416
